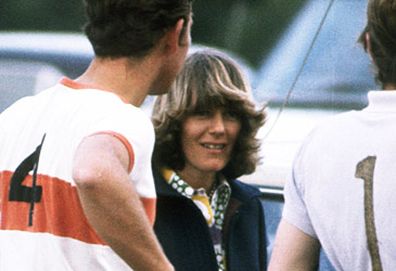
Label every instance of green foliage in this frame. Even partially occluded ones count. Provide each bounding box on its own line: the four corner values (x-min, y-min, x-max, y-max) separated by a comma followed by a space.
0, 0, 305, 68
0, 0, 85, 31
191, 0, 305, 67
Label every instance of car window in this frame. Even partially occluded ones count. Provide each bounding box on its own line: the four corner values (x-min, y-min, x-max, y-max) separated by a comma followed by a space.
254, 0, 377, 109
0, 59, 64, 112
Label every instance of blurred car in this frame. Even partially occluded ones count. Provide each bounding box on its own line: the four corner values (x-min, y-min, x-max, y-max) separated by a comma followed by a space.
242, 0, 376, 188
0, 31, 255, 114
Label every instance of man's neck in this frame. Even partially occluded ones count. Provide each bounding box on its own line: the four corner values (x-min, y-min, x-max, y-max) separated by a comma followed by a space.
76, 56, 159, 106
383, 83, 396, 91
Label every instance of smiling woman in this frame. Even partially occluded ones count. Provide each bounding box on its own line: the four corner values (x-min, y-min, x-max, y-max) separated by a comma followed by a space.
151, 49, 266, 271
179, 109, 241, 190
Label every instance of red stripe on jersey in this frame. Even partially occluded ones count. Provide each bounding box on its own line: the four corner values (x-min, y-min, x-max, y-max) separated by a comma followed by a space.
0, 171, 104, 244
60, 77, 105, 92
0, 171, 156, 243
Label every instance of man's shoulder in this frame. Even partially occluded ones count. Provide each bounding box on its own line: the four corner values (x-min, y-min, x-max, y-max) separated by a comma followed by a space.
303, 110, 360, 143
317, 110, 359, 130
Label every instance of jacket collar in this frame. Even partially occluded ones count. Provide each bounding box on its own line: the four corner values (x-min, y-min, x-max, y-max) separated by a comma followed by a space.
153, 167, 261, 202
153, 168, 184, 198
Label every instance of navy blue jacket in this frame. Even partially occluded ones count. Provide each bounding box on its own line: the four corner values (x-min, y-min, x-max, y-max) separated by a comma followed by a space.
153, 169, 267, 271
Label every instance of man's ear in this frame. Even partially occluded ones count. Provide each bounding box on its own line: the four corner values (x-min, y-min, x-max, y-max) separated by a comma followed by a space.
178, 18, 190, 46
163, 18, 186, 54
365, 32, 374, 62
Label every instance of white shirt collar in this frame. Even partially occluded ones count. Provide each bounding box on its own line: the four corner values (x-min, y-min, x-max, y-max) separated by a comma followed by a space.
363, 90, 396, 113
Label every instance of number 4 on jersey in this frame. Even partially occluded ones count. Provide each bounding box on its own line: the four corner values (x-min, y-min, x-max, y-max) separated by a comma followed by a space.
8, 134, 46, 226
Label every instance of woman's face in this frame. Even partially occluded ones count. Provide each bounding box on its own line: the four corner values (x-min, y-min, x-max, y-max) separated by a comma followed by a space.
180, 107, 241, 176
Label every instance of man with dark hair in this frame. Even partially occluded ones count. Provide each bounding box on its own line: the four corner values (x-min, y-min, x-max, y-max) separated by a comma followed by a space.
269, 0, 396, 270
0, 0, 193, 270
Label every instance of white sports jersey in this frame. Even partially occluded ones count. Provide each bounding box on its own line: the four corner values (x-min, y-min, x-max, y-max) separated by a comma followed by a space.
283, 91, 396, 271
0, 78, 156, 270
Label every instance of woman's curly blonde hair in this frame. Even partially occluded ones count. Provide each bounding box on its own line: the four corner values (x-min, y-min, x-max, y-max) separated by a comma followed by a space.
152, 48, 266, 179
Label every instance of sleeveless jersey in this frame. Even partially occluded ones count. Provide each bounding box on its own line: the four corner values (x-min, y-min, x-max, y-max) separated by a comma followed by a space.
0, 78, 156, 270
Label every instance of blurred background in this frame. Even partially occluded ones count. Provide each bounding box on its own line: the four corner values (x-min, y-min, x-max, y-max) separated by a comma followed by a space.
0, 0, 375, 186
0, 2, 373, 268
0, 0, 305, 68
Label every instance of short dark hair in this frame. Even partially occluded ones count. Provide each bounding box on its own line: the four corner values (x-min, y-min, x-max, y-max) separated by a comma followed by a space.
358, 0, 396, 86
83, 0, 193, 58
152, 49, 266, 179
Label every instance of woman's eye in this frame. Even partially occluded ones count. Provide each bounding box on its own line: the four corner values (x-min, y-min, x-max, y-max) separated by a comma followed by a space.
223, 111, 239, 120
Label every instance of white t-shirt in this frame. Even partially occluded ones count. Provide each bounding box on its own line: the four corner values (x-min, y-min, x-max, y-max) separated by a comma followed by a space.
0, 78, 156, 270
283, 91, 396, 270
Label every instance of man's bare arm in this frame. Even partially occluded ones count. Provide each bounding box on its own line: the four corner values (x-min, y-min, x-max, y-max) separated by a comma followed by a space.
268, 219, 320, 271
72, 134, 173, 271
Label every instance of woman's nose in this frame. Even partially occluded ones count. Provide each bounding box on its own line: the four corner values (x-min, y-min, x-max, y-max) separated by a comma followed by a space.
208, 111, 225, 134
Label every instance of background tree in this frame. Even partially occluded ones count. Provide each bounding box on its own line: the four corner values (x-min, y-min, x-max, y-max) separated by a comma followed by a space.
0, 0, 304, 68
